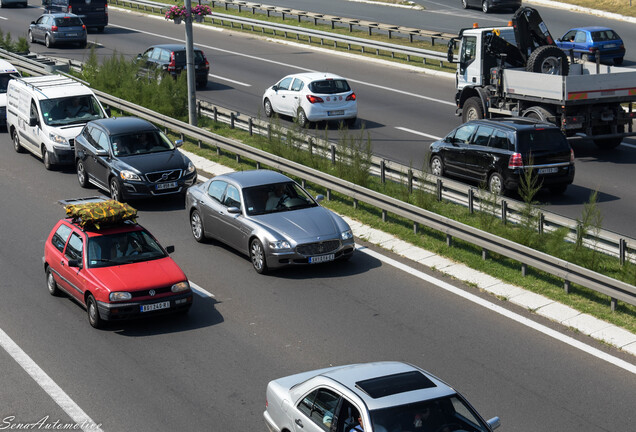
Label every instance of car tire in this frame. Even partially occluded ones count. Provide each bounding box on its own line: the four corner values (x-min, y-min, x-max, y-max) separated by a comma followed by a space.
581, 53, 590, 62
482, 1, 490, 13
264, 98, 273, 118
549, 184, 568, 195
42, 147, 54, 170
86, 294, 103, 329
461, 0, 469, 9
109, 177, 122, 202
45, 34, 52, 48
430, 155, 444, 177
488, 172, 505, 195
462, 96, 484, 123
526, 45, 569, 76
46, 267, 60, 296
593, 125, 624, 150
250, 238, 268, 275
13, 130, 24, 153
28, 30, 34, 44
190, 210, 207, 243
614, 57, 624, 66
77, 160, 89, 188
297, 109, 309, 128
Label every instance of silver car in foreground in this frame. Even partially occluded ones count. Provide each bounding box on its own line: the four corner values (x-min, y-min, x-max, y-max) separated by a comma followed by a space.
264, 362, 500, 432
185, 170, 355, 274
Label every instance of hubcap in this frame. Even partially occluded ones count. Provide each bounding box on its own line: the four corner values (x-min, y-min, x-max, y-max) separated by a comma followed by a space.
47, 272, 55, 293
251, 242, 263, 270
191, 213, 202, 239
431, 158, 442, 176
541, 57, 561, 75
490, 175, 502, 194
110, 181, 119, 200
78, 163, 85, 183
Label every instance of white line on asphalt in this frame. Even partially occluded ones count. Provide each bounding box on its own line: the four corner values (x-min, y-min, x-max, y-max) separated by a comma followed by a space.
0, 328, 104, 431
110, 23, 454, 106
208, 73, 251, 86
356, 246, 636, 375
190, 281, 215, 298
395, 127, 442, 140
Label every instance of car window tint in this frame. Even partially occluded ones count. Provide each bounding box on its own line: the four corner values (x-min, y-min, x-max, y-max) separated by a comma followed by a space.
277, 77, 293, 90
517, 129, 569, 153
242, 186, 270, 215
574, 31, 586, 43
208, 180, 227, 203
89, 128, 104, 148
562, 30, 576, 41
308, 79, 351, 94
52, 224, 73, 253
453, 124, 477, 144
591, 30, 620, 42
159, 49, 171, 62
194, 50, 205, 63
55, 17, 83, 27
489, 130, 510, 150
150, 48, 162, 61
142, 48, 153, 59
30, 100, 38, 120
96, 129, 109, 151
174, 51, 187, 65
291, 78, 304, 92
472, 126, 493, 146
65, 232, 83, 261
223, 185, 241, 209
297, 389, 340, 432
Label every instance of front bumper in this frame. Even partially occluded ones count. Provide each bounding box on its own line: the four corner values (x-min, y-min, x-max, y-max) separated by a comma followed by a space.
265, 239, 355, 269
119, 171, 197, 200
50, 146, 75, 165
96, 292, 193, 321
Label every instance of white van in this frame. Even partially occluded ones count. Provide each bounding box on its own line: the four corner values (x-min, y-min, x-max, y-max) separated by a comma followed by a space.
6, 75, 109, 169
0, 59, 21, 129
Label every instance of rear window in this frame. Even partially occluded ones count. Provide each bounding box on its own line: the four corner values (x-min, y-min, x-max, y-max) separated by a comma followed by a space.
590, 30, 620, 42
55, 17, 83, 27
517, 129, 569, 153
173, 50, 205, 65
308, 79, 351, 94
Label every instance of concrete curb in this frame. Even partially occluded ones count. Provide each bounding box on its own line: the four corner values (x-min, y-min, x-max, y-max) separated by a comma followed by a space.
525, 0, 636, 24
185, 152, 636, 357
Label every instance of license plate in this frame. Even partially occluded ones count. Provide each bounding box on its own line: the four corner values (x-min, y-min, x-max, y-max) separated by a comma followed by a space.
309, 254, 335, 264
538, 167, 558, 174
327, 110, 344, 116
66, 33, 77, 37
156, 182, 177, 190
605, 44, 616, 48
140, 301, 170, 312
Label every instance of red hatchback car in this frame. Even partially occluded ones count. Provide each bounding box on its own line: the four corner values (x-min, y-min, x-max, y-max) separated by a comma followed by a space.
43, 201, 193, 328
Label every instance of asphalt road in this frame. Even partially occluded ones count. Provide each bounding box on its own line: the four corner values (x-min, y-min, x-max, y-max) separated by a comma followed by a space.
0, 121, 635, 431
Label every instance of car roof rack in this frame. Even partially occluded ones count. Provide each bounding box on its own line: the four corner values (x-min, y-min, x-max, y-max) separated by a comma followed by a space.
58, 196, 109, 206
59, 197, 138, 230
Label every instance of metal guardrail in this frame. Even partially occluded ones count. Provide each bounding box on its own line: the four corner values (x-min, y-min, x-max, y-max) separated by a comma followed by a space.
2, 49, 634, 311
112, 0, 451, 66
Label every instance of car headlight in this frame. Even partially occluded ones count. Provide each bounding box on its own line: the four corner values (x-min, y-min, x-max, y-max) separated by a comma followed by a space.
49, 133, 68, 146
269, 240, 291, 250
120, 170, 142, 181
171, 281, 190, 293
186, 162, 196, 174
109, 292, 132, 301
341, 230, 353, 241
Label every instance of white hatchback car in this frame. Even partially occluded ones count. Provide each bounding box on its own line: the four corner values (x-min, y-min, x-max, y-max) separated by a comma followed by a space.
262, 72, 357, 127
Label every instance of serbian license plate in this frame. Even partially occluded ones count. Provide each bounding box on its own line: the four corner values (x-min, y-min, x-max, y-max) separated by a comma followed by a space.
538, 167, 559, 174
309, 253, 335, 264
66, 33, 78, 37
156, 181, 177, 190
605, 44, 616, 48
327, 110, 344, 116
140, 301, 170, 312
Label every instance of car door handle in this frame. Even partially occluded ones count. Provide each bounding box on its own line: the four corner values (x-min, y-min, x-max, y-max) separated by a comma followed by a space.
60, 260, 65, 266
294, 419, 303, 428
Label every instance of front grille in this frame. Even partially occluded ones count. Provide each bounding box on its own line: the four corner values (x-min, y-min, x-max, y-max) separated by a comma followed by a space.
296, 240, 341, 256
130, 286, 172, 298
146, 169, 182, 183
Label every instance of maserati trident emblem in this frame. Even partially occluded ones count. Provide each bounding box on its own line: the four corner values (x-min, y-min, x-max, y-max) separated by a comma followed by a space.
149, 289, 156, 296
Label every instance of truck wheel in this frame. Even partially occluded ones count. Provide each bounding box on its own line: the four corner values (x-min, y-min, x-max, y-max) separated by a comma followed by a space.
593, 125, 624, 150
522, 106, 553, 123
526, 46, 569, 76
462, 97, 484, 123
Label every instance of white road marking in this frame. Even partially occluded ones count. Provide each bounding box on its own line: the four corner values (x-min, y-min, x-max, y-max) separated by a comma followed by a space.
395, 127, 442, 140
109, 23, 454, 106
208, 73, 251, 86
190, 281, 215, 298
357, 246, 636, 374
0, 328, 104, 431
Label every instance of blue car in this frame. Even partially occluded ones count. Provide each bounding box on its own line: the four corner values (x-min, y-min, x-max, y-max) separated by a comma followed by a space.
556, 27, 625, 65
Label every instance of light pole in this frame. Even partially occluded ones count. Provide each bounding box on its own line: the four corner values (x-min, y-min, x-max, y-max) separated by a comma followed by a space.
184, 0, 197, 126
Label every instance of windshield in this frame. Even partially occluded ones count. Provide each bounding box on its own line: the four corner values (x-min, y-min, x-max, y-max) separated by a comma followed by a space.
111, 130, 175, 156
87, 230, 167, 268
0, 74, 13, 94
243, 182, 318, 216
40, 95, 106, 126
369, 396, 490, 432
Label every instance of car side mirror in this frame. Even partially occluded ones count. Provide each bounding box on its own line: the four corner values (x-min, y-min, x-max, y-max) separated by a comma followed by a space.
31, 21, 36, 25
68, 259, 82, 269
272, 85, 278, 91
166, 245, 175, 254
447, 39, 457, 63
175, 139, 183, 147
29, 116, 38, 127
95, 149, 108, 157
487, 417, 501, 430
227, 206, 241, 214
315, 194, 324, 202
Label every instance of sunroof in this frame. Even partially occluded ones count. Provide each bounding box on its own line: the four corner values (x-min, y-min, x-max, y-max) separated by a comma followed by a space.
355, 371, 436, 399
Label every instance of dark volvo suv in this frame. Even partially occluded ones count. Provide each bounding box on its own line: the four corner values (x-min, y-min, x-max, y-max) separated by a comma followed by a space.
429, 118, 575, 195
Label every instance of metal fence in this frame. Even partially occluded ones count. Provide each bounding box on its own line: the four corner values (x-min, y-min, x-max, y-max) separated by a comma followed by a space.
2, 48, 634, 310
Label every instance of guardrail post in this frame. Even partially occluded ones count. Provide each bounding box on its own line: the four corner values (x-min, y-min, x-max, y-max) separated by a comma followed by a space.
619, 238, 626, 266
468, 188, 474, 214
539, 212, 544, 235
501, 200, 507, 225
413, 222, 418, 234
381, 160, 386, 184
521, 263, 527, 277
197, 101, 201, 118
197, 139, 202, 149
330, 144, 336, 164
564, 280, 570, 294
180, 133, 184, 141
353, 198, 358, 209
301, 179, 306, 189
213, 106, 218, 123
248, 118, 253, 136
230, 112, 235, 129
482, 248, 488, 260
446, 234, 452, 247
327, 189, 331, 201
610, 298, 617, 312
382, 209, 387, 222
256, 161, 261, 170
267, 124, 272, 141
308, 137, 314, 155
408, 169, 413, 193
436, 178, 442, 201
236, 154, 241, 164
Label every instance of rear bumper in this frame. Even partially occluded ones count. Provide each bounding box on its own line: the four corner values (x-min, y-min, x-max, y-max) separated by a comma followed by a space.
504, 165, 575, 191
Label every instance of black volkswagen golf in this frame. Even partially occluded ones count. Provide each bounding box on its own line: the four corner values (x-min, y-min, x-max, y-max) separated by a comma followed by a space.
429, 118, 575, 195
74, 117, 197, 201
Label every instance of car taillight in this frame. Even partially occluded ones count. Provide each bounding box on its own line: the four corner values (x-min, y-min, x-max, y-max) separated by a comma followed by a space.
570, 148, 575, 163
168, 52, 176, 72
67, 5, 72, 13
51, 25, 58, 31
346, 92, 356, 101
306, 95, 324, 104
82, 24, 86, 30
204, 55, 209, 70
508, 152, 523, 169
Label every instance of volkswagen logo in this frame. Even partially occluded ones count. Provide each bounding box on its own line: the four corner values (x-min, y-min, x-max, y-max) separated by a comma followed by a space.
149, 289, 156, 296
